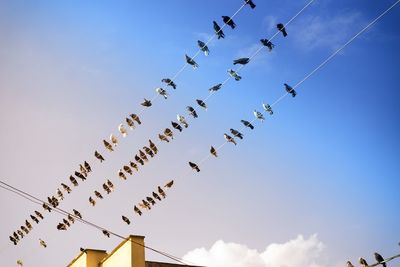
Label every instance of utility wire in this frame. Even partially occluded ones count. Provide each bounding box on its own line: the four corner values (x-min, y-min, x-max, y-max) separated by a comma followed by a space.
367, 253, 400, 267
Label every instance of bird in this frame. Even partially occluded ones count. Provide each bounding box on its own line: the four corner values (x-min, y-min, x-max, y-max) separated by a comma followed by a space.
210, 146, 218, 157
103, 183, 111, 194
241, 120, 254, 129
149, 139, 158, 154
260, 39, 275, 51
139, 150, 148, 162
224, 134, 237, 145
68, 215, 75, 224
197, 40, 210, 56
141, 200, 151, 210
374, 252, 386, 267
209, 83, 222, 92
165, 180, 174, 188
39, 239, 47, 248
161, 78, 177, 90
233, 58, 250, 65
196, 99, 207, 110
13, 231, 19, 241
189, 162, 200, 172
17, 260, 23, 266
156, 87, 168, 99
43, 203, 52, 212
146, 196, 156, 205
89, 196, 96, 206
158, 134, 170, 143
75, 171, 86, 181
152, 191, 162, 201
359, 258, 368, 267
185, 54, 199, 69
177, 114, 188, 128
94, 150, 105, 162
213, 21, 225, 39
254, 110, 265, 121
61, 183, 72, 193
143, 146, 154, 157
118, 124, 128, 137
63, 218, 71, 227
10, 236, 17, 245
30, 214, 39, 224
73, 209, 82, 219
228, 69, 241, 81
222, 16, 236, 29
130, 161, 139, 171
95, 190, 103, 199
187, 106, 198, 118
126, 117, 135, 129
130, 114, 142, 125
122, 216, 131, 225
79, 164, 88, 177
284, 83, 296, 97
57, 223, 67, 231
346, 261, 354, 267
103, 140, 114, 152
135, 155, 145, 165
123, 165, 133, 175
84, 161, 91, 172
57, 189, 64, 200
25, 220, 32, 231
158, 186, 166, 198
171, 121, 183, 132
118, 170, 127, 180
70, 176, 78, 187
161, 128, 173, 140
245, 0, 256, 9
230, 128, 243, 139
134, 205, 142, 216
102, 230, 110, 238
17, 230, 24, 239
277, 23, 287, 37
262, 103, 273, 115
21, 226, 29, 234
107, 179, 114, 190
35, 210, 44, 219
141, 98, 152, 107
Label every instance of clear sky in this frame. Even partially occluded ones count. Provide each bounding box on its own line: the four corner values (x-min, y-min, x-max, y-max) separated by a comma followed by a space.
0, 0, 399, 266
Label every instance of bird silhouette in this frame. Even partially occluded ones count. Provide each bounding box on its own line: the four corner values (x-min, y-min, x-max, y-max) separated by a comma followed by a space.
245, 0, 256, 9
164, 128, 174, 139
130, 114, 141, 124
241, 120, 254, 129
134, 205, 142, 216
118, 124, 128, 137
158, 134, 170, 143
210, 146, 218, 157
161, 78, 177, 90
94, 151, 105, 162
141, 98, 152, 107
189, 162, 200, 172
185, 54, 199, 69
149, 139, 158, 154
262, 103, 273, 115
233, 58, 250, 65
284, 83, 296, 97
228, 69, 241, 81
230, 129, 243, 139
196, 99, 207, 110
164, 180, 174, 188
122, 216, 131, 225
187, 106, 198, 118
222, 16, 236, 29
156, 87, 168, 99
374, 252, 386, 267
213, 21, 225, 39
209, 83, 222, 92
177, 115, 188, 128
254, 110, 265, 122
103, 140, 114, 152
171, 121, 183, 132
260, 39, 275, 51
126, 117, 135, 129
277, 23, 287, 37
197, 40, 210, 56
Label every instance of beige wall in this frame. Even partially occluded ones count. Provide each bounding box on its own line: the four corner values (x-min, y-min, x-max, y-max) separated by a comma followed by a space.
100, 236, 146, 267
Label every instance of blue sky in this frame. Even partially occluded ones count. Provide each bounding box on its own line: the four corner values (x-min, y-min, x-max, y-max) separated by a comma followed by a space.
0, 0, 399, 266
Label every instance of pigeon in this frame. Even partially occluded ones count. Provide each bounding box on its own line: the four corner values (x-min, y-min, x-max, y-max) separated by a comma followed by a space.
209, 83, 222, 92
197, 40, 210, 56
130, 114, 141, 125
134, 205, 142, 216
35, 210, 44, 219
21, 226, 29, 234
284, 83, 296, 97
25, 220, 32, 231
89, 196, 96, 206
10, 236, 17, 245
141, 98, 152, 107
95, 190, 103, 199
241, 120, 254, 129
75, 171, 86, 181
39, 239, 47, 248
70, 176, 78, 187
228, 69, 242, 81
61, 183, 72, 194
30, 214, 39, 224
139, 150, 148, 162
94, 151, 105, 162
118, 170, 127, 180
177, 114, 188, 128
68, 214, 75, 223
254, 110, 265, 121
102, 230, 110, 238
57, 223, 67, 231
123, 165, 133, 175
103, 183, 111, 194
213, 21, 225, 39
158, 186, 166, 198
230, 128, 244, 139
359, 258, 368, 267
103, 140, 114, 152
233, 58, 250, 65
126, 117, 135, 129
185, 54, 199, 69
143, 146, 154, 157
17, 230, 24, 239
210, 146, 218, 157
57, 189, 64, 200
187, 106, 198, 118
110, 134, 118, 146
73, 209, 82, 219
146, 196, 156, 205
17, 260, 23, 266
164, 128, 174, 139
196, 99, 207, 110
141, 199, 151, 210
122, 216, 131, 225
222, 16, 236, 29
107, 179, 114, 190
118, 124, 128, 137
63, 218, 70, 227
129, 161, 139, 171
152, 191, 162, 201
43, 203, 52, 212
260, 39, 275, 51
262, 103, 273, 115
224, 134, 237, 145
149, 139, 158, 154
374, 252, 386, 267
189, 162, 200, 172
13, 231, 20, 241
245, 0, 256, 9
171, 121, 183, 132
277, 23, 287, 37
346, 261, 354, 267
161, 78, 177, 90
158, 134, 170, 143
135, 155, 145, 165
48, 196, 57, 208
84, 161, 91, 172
79, 164, 88, 177
51, 196, 59, 207
156, 87, 168, 99
165, 180, 174, 188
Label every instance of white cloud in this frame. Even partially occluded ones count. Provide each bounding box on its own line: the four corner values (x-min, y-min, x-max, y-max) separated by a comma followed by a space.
183, 234, 326, 267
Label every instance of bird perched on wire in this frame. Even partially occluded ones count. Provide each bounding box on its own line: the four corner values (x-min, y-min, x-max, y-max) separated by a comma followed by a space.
63, 218, 71, 227
30, 214, 39, 224
89, 196, 96, 206
21, 226, 29, 234
94, 151, 105, 162
187, 106, 198, 118
130, 114, 142, 125
185, 54, 199, 69
126, 117, 135, 129
209, 83, 222, 92
68, 215, 75, 224
233, 58, 250, 65
141, 98, 152, 107
107, 180, 114, 191
134, 205, 142, 216
277, 23, 287, 37
152, 191, 162, 201
230, 129, 243, 139
213, 21, 225, 39
103, 183, 111, 194
156, 87, 168, 99
95, 191, 103, 199
222, 16, 236, 29
224, 134, 237, 145
57, 223, 67, 231
228, 69, 241, 81
241, 120, 254, 129
141, 200, 152, 210
177, 115, 189, 128
245, 0, 256, 9
171, 121, 183, 132
103, 140, 114, 152
139, 150, 148, 162
79, 164, 88, 177
13, 231, 20, 241
346, 261, 354, 267
262, 103, 273, 115
109, 134, 118, 146
135, 155, 145, 165
10, 236, 17, 245
161, 78, 177, 90
359, 258, 368, 267
102, 230, 110, 238
158, 186, 166, 198
84, 161, 91, 172
73, 209, 82, 219
70, 176, 78, 187
260, 39, 275, 51
118, 124, 128, 137
35, 210, 44, 219
164, 128, 174, 140
123, 165, 133, 175
17, 260, 23, 266
118, 170, 127, 180
149, 139, 158, 154
39, 239, 47, 248
61, 183, 72, 194
75, 171, 86, 181
196, 99, 207, 110
57, 188, 64, 200
158, 134, 170, 143
197, 40, 210, 56
189, 162, 200, 172
130, 161, 139, 172
25, 220, 32, 231
374, 252, 386, 267
43, 203, 52, 212
284, 83, 296, 97
17, 230, 24, 239
210, 146, 218, 157
143, 146, 154, 157
254, 110, 265, 122
146, 197, 156, 205
122, 216, 131, 225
